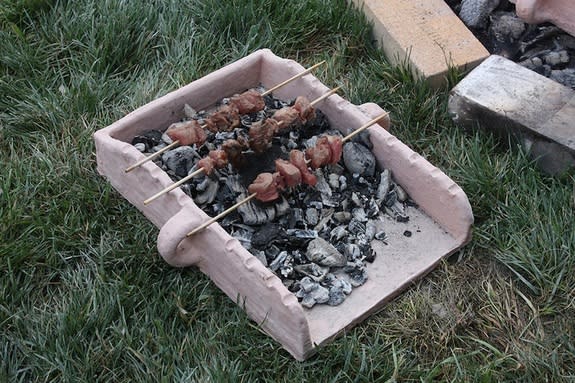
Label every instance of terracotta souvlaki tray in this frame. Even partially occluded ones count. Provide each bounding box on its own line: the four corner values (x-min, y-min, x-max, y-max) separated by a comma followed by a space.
94, 49, 473, 361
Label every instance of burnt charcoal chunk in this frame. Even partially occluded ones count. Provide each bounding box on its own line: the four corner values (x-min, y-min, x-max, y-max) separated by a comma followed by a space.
252, 224, 285, 248
131, 130, 163, 151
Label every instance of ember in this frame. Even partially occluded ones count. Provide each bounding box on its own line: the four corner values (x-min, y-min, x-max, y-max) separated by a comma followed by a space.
131, 89, 414, 308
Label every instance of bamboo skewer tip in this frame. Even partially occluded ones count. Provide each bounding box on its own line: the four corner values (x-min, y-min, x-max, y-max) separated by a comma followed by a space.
143, 166, 206, 205
186, 193, 257, 237
124, 140, 180, 173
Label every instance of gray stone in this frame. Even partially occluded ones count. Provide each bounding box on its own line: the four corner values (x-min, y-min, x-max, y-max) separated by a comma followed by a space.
449, 55, 575, 175
459, 0, 500, 29
489, 12, 525, 42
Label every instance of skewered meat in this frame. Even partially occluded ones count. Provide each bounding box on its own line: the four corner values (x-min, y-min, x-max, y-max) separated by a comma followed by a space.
197, 149, 228, 175
221, 138, 249, 168
306, 136, 332, 169
248, 118, 280, 153
248, 172, 285, 202
289, 150, 317, 186
204, 105, 241, 132
228, 89, 265, 115
275, 159, 301, 187
326, 135, 343, 164
272, 107, 300, 130
165, 120, 207, 146
305, 135, 343, 169
293, 96, 315, 124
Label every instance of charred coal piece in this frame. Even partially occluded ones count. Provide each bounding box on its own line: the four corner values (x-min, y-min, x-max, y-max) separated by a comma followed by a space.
131, 129, 164, 151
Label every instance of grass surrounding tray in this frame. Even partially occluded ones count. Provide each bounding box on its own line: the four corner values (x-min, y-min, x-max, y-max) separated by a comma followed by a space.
1, 0, 574, 381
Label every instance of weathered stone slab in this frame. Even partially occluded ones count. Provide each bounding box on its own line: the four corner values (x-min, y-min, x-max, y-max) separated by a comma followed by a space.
351, 0, 489, 87
448, 55, 575, 174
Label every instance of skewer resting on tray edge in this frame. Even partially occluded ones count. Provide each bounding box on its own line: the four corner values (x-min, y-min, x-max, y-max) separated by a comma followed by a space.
260, 60, 326, 97
125, 61, 326, 173
125, 140, 180, 173
143, 86, 342, 206
186, 111, 389, 237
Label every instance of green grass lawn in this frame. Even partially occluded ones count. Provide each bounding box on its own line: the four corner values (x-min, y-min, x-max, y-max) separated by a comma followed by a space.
1, 0, 574, 381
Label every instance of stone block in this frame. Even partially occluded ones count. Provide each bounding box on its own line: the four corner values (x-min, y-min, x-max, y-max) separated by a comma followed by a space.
351, 0, 490, 87
448, 55, 575, 174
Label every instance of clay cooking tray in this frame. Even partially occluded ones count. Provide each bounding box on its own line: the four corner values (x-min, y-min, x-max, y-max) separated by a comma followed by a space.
93, 49, 473, 360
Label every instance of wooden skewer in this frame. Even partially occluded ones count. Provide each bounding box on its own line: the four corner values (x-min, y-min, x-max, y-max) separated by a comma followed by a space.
309, 86, 341, 107
186, 110, 389, 236
260, 61, 326, 97
186, 193, 258, 237
125, 140, 180, 173
342, 112, 389, 143
143, 87, 342, 205
143, 166, 206, 205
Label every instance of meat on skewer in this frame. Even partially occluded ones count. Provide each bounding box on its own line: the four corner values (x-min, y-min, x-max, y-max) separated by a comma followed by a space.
248, 118, 280, 153
289, 149, 317, 186
248, 135, 343, 202
247, 87, 341, 153
145, 88, 342, 204
228, 89, 266, 115
305, 135, 343, 169
203, 104, 241, 133
164, 120, 208, 147
197, 149, 228, 176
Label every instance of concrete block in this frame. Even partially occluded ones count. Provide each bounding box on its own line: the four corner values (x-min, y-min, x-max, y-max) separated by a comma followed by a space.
351, 0, 490, 87
448, 55, 575, 174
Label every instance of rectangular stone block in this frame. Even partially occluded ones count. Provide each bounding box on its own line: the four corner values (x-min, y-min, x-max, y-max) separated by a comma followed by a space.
449, 55, 575, 174
351, 0, 489, 87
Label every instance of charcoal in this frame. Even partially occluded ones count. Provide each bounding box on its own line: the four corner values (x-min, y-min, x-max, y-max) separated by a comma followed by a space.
333, 211, 352, 224
252, 224, 285, 248
395, 184, 408, 202
330, 225, 348, 242
294, 263, 329, 281
251, 250, 268, 267
385, 201, 409, 223
195, 179, 219, 205
305, 208, 319, 226
134, 143, 146, 152
238, 198, 276, 225
343, 243, 361, 261
296, 277, 330, 308
375, 230, 388, 242
345, 261, 368, 287
347, 219, 366, 236
131, 129, 163, 151
183, 103, 197, 118
269, 251, 288, 272
343, 142, 376, 177
162, 146, 196, 177
352, 207, 368, 223
306, 237, 346, 267
375, 169, 391, 203
327, 278, 353, 306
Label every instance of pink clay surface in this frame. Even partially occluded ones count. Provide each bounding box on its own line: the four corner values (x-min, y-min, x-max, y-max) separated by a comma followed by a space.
93, 49, 473, 360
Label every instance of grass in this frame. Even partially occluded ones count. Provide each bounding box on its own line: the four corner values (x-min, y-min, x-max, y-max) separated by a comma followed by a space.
1, 0, 574, 381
